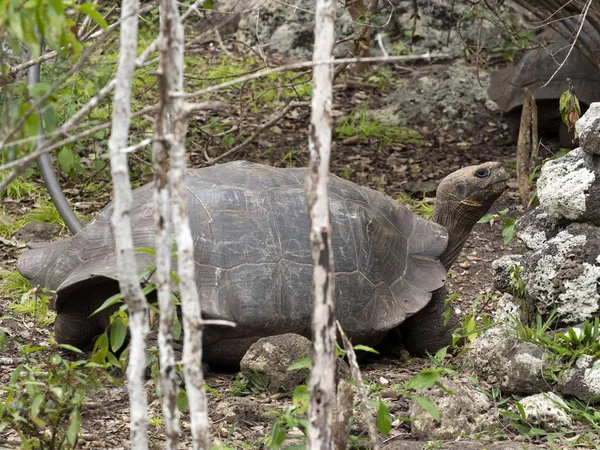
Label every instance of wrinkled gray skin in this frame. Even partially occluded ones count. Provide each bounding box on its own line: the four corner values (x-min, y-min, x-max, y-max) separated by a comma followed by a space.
17, 161, 506, 366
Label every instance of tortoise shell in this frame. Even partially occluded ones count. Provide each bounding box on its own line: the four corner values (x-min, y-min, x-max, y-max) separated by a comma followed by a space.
18, 161, 448, 365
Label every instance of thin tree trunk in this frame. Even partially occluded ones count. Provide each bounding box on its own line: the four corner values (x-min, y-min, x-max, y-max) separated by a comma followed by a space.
516, 88, 538, 207
345, 0, 379, 74
106, 0, 149, 448
307, 1, 336, 449
153, 0, 180, 446
164, 1, 211, 448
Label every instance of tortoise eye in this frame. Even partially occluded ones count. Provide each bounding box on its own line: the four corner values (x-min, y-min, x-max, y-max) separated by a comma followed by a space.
474, 168, 489, 179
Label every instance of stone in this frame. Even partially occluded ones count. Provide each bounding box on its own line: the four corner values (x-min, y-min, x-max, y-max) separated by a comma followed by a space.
239, 333, 311, 393
409, 377, 497, 440
515, 207, 559, 251
556, 354, 600, 403
521, 222, 600, 324
215, 0, 527, 60
576, 102, 600, 155
537, 148, 600, 226
519, 392, 572, 432
469, 330, 551, 394
492, 256, 523, 294
382, 442, 542, 450
216, 0, 354, 60
14, 222, 62, 242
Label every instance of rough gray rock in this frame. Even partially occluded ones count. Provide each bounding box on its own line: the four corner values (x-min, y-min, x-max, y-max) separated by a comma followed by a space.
216, 0, 354, 60
469, 323, 600, 402
469, 330, 552, 394
537, 148, 600, 226
239, 333, 311, 393
556, 354, 600, 403
516, 207, 560, 251
519, 392, 572, 432
14, 222, 62, 242
521, 222, 600, 325
409, 377, 497, 440
492, 256, 523, 294
576, 102, 600, 156
373, 63, 492, 127
215, 0, 527, 60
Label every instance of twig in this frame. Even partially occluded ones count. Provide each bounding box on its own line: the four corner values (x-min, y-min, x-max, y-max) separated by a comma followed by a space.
541, 0, 593, 87
205, 100, 308, 165
336, 321, 380, 450
185, 52, 452, 100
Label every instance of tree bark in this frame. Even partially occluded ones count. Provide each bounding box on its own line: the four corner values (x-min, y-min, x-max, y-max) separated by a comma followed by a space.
345, 0, 379, 74
106, 0, 149, 448
516, 88, 538, 207
164, 2, 211, 448
153, 0, 181, 446
307, 1, 336, 449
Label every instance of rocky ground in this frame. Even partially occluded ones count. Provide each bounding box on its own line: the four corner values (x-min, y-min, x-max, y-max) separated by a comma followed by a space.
0, 27, 577, 450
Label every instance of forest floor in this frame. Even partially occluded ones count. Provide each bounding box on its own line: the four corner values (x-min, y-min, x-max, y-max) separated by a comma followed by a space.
0, 43, 571, 449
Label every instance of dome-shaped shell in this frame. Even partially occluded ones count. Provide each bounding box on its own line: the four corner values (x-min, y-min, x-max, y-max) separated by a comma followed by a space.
18, 161, 448, 364
488, 26, 600, 114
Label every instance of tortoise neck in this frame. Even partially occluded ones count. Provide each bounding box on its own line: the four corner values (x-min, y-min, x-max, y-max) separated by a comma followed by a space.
432, 199, 478, 272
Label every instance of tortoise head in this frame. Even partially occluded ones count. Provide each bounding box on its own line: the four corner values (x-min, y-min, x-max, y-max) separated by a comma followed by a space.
433, 162, 508, 270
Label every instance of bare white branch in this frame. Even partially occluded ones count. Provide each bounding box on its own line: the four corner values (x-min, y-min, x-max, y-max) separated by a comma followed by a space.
107, 0, 150, 447
307, 1, 336, 449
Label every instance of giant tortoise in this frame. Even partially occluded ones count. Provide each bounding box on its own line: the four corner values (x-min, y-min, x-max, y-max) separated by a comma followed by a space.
17, 161, 507, 365
488, 26, 600, 147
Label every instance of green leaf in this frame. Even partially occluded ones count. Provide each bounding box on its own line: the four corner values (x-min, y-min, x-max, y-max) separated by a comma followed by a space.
376, 401, 392, 436
134, 247, 157, 255
110, 316, 127, 352
406, 369, 441, 390
31, 394, 44, 418
177, 390, 188, 411
202, 0, 214, 9
67, 408, 81, 446
58, 147, 76, 173
352, 344, 379, 354
292, 385, 308, 414
23, 109, 40, 138
90, 292, 124, 316
265, 420, 287, 449
77, 3, 108, 29
477, 213, 495, 224
287, 357, 311, 371
502, 220, 516, 244
59, 343, 83, 353
412, 395, 440, 421
42, 106, 58, 133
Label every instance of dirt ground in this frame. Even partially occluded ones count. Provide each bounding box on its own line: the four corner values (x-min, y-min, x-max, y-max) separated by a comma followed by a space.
0, 48, 569, 449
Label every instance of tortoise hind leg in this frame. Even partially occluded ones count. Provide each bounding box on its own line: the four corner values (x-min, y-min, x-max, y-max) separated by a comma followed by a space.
400, 286, 460, 355
54, 280, 120, 351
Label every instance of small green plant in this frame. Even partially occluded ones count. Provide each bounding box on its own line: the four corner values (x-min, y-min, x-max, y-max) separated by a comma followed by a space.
0, 174, 39, 200
396, 192, 435, 219
367, 68, 394, 90
421, 440, 444, 450
336, 105, 421, 147
451, 295, 496, 347
2, 271, 55, 326
0, 343, 115, 449
263, 385, 308, 450
559, 83, 581, 135
229, 370, 270, 397
478, 208, 515, 244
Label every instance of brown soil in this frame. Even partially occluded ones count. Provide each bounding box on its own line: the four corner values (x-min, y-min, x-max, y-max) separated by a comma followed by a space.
0, 51, 567, 449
